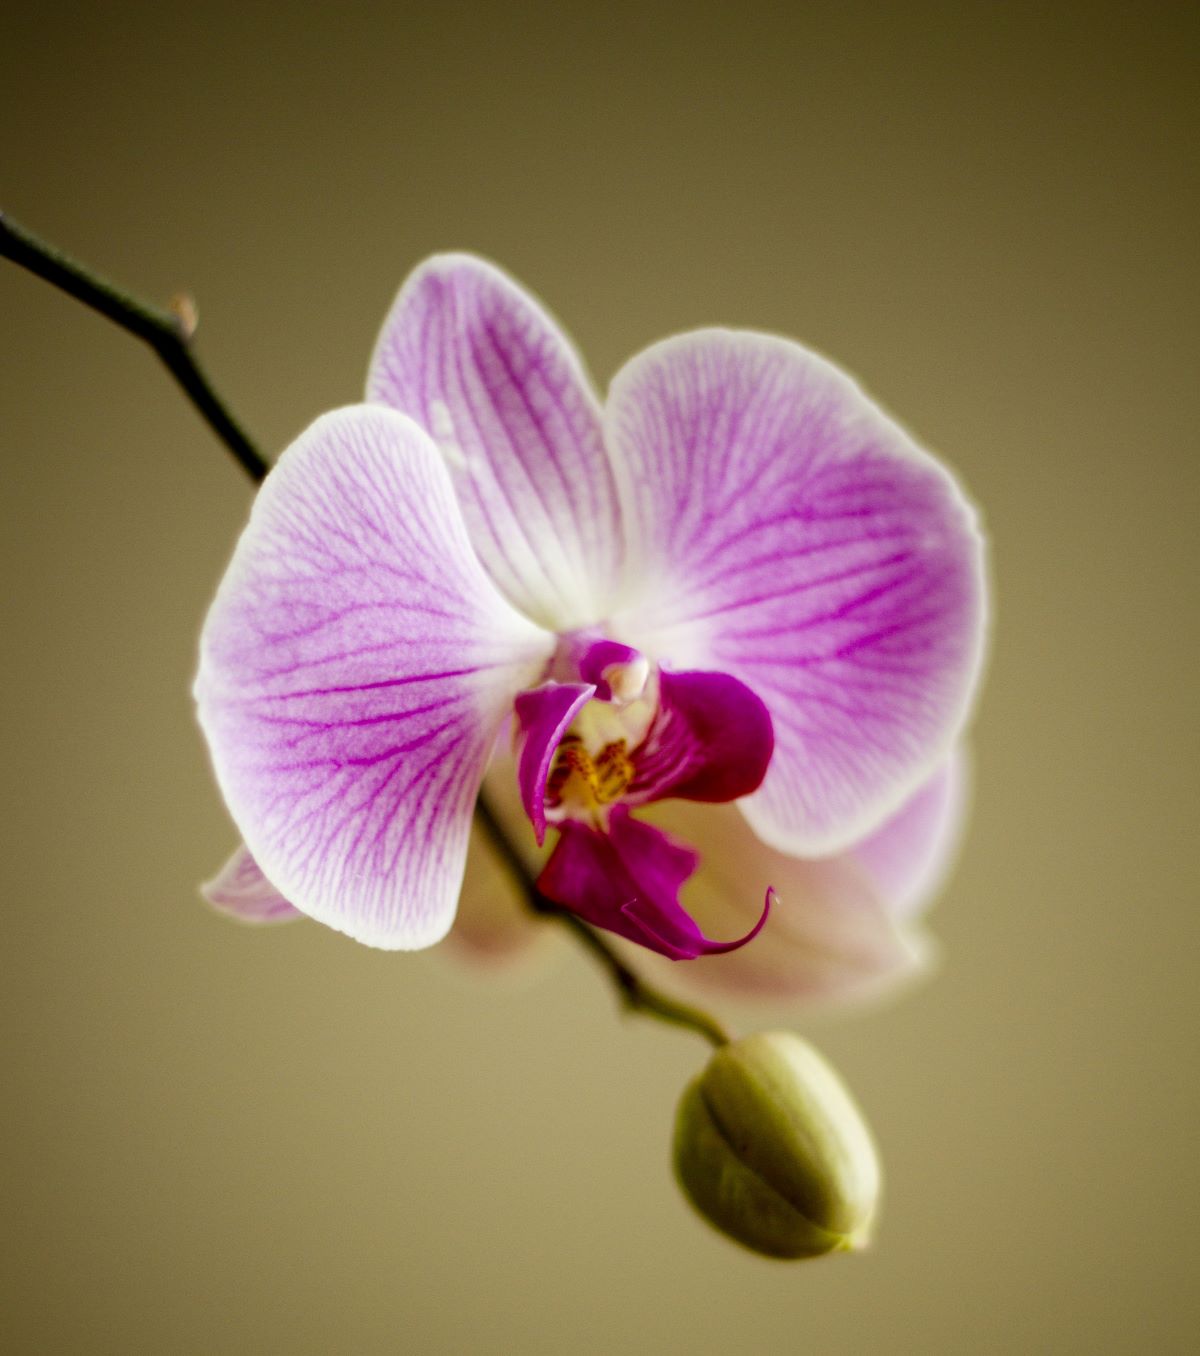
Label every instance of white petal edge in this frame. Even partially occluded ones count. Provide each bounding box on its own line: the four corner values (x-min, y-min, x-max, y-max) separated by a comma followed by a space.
606, 329, 988, 856
367, 253, 623, 632
195, 405, 555, 950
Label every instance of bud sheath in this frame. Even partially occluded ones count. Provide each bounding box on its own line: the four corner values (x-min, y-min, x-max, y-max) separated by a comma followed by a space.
673, 1031, 880, 1259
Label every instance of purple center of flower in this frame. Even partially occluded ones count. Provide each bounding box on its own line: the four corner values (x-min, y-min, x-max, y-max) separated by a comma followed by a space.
513, 636, 775, 960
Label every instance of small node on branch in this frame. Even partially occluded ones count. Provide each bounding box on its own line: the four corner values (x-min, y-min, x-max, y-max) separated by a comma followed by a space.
170, 292, 199, 342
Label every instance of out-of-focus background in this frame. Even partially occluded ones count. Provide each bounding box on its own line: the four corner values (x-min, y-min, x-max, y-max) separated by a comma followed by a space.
3, 3, 1196, 1351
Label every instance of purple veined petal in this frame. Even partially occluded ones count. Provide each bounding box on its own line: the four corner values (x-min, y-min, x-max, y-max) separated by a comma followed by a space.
854, 749, 968, 921
367, 254, 623, 632
606, 330, 986, 856
635, 800, 928, 1005
195, 405, 555, 950
535, 806, 769, 961
513, 681, 595, 844
202, 844, 304, 925
625, 667, 774, 806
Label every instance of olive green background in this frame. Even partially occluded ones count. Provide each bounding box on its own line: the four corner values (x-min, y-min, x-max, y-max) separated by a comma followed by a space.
3, 2, 1196, 1352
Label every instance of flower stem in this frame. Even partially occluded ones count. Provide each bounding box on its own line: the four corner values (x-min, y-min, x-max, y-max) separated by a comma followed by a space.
0, 212, 269, 485
2, 212, 732, 1051
473, 796, 731, 1048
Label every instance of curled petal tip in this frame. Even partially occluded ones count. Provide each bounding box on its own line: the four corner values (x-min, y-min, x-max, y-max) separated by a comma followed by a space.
621, 884, 773, 961
697, 884, 774, 957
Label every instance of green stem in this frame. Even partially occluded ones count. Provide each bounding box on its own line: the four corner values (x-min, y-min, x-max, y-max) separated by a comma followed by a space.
2, 211, 732, 1050
0, 212, 269, 484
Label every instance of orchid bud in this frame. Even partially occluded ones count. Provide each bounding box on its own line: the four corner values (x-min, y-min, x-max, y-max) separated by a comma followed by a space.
673, 1031, 880, 1259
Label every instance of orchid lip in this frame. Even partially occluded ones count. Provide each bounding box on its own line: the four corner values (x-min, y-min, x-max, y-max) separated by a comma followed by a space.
517, 659, 777, 960
535, 807, 775, 962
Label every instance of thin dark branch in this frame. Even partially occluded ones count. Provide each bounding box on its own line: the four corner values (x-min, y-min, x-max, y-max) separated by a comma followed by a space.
0, 212, 269, 484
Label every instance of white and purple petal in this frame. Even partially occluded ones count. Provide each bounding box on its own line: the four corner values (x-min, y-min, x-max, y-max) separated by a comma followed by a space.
202, 844, 303, 925
367, 254, 622, 631
195, 405, 554, 950
853, 749, 967, 921
606, 330, 986, 856
638, 799, 928, 1004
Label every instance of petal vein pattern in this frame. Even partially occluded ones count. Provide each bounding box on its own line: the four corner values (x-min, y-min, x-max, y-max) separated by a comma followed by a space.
202, 844, 303, 925
195, 406, 554, 948
607, 331, 985, 855
368, 254, 623, 631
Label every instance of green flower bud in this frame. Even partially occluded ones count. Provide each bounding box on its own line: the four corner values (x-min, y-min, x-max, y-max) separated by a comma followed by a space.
673, 1030, 880, 1259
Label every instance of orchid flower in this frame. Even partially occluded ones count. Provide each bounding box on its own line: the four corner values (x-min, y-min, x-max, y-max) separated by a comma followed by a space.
196, 255, 985, 973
